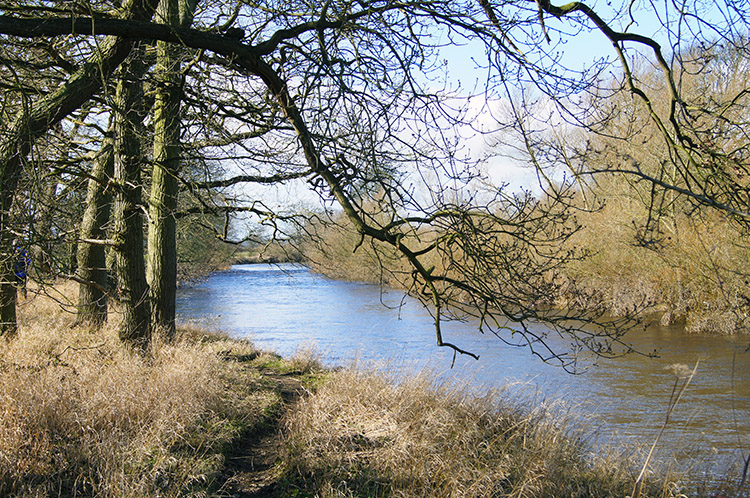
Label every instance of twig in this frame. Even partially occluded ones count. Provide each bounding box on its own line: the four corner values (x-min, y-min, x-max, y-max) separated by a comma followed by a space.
631, 361, 699, 498
57, 342, 107, 358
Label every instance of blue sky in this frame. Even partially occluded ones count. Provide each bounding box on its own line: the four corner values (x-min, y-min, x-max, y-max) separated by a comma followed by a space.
232, 0, 742, 235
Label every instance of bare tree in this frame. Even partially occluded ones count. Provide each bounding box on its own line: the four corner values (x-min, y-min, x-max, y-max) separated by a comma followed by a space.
479, 0, 750, 227
147, 0, 198, 338
0, 0, 745, 363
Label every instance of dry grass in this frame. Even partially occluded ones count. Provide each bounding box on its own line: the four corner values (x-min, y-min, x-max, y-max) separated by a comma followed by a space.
565, 187, 750, 334
4, 284, 745, 497
0, 283, 281, 497
280, 366, 657, 498
279, 365, 750, 497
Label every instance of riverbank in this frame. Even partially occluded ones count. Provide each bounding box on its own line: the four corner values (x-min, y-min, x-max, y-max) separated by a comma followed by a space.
231, 241, 304, 266
1, 290, 745, 497
302, 209, 750, 336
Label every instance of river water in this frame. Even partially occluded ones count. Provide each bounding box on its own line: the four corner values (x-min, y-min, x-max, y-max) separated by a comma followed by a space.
176, 263, 749, 468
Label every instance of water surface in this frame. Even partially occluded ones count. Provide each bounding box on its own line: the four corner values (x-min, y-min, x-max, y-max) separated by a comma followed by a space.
177, 263, 750, 466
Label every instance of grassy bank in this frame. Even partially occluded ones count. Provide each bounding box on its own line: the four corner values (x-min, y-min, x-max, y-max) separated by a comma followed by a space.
1, 288, 745, 497
3, 286, 305, 497
302, 200, 750, 335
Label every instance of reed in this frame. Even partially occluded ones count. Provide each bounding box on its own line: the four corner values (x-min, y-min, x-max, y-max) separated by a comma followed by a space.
563, 187, 750, 334
631, 362, 698, 498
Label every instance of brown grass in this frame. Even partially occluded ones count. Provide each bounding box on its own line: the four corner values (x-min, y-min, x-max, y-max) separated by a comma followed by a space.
3, 284, 745, 497
279, 364, 750, 497
280, 366, 657, 498
1, 283, 282, 497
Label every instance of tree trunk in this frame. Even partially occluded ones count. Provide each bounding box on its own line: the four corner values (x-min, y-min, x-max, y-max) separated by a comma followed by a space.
76, 134, 115, 327
113, 45, 151, 349
29, 176, 60, 275
0, 0, 156, 337
0, 258, 17, 338
147, 0, 196, 339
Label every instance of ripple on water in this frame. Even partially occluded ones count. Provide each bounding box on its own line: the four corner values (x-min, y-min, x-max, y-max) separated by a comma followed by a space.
176, 263, 750, 465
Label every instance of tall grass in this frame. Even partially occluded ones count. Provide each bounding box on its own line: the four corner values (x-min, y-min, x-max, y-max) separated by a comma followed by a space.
4, 284, 746, 497
280, 364, 750, 497
1, 283, 278, 497
281, 367, 656, 498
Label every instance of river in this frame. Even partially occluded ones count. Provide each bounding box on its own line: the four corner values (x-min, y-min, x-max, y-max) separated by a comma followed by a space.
176, 263, 749, 469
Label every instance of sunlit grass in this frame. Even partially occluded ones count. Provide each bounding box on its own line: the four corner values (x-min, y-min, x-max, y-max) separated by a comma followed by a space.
1, 283, 279, 497
282, 366, 651, 497
280, 363, 750, 497
2, 283, 745, 497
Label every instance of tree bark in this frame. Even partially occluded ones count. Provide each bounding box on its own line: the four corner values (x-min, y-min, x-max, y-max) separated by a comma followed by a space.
147, 0, 196, 339
112, 44, 151, 349
30, 174, 60, 275
0, 0, 157, 337
76, 134, 115, 327
0, 258, 17, 338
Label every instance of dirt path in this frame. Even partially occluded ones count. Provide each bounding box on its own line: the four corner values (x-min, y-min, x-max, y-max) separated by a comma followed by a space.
216, 371, 307, 498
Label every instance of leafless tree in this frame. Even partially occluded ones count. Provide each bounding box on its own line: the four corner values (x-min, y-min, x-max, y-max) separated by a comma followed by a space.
0, 0, 745, 365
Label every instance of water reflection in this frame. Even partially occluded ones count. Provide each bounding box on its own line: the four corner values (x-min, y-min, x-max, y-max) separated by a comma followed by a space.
177, 264, 749, 465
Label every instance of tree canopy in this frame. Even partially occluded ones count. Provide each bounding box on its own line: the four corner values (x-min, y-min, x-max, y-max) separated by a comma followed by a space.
0, 0, 747, 368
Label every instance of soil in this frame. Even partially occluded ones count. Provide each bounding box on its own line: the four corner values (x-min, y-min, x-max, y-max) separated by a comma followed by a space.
216, 371, 307, 498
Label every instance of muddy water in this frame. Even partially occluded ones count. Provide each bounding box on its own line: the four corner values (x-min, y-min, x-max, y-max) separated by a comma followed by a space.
177, 264, 749, 466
